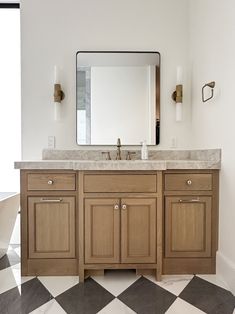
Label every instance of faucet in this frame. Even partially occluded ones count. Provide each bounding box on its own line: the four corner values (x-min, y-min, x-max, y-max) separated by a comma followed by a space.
116, 138, 122, 160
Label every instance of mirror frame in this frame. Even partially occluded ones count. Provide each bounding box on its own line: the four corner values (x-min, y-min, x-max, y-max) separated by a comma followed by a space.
76, 51, 161, 145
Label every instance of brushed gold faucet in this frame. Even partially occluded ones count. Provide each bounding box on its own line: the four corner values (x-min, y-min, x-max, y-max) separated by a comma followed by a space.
116, 138, 122, 160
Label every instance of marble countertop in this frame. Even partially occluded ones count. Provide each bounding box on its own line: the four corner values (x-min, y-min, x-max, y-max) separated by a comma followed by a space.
14, 149, 221, 170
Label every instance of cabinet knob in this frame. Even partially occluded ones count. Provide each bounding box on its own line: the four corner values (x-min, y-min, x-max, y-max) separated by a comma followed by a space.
114, 204, 119, 210
47, 180, 54, 185
186, 179, 192, 185
122, 204, 127, 210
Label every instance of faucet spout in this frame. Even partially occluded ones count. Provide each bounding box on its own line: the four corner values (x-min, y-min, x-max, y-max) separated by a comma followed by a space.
116, 138, 122, 160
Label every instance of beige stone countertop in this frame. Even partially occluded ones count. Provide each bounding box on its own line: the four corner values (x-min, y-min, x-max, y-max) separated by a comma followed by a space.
14, 159, 221, 170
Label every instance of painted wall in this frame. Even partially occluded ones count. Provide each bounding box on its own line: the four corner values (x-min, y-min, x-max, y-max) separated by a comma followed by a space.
190, 0, 235, 293
21, 0, 191, 159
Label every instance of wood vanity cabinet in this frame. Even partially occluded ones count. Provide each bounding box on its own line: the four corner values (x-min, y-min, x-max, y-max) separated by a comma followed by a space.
20, 170, 78, 275
19, 168, 219, 279
79, 171, 162, 282
163, 170, 219, 275
84, 197, 156, 264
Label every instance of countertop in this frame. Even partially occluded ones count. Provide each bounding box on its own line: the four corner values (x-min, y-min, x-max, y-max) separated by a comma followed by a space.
14, 149, 221, 170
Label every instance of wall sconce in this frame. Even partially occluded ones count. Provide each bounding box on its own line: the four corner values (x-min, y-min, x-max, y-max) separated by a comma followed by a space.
172, 66, 183, 122
53, 66, 65, 121
202, 81, 215, 102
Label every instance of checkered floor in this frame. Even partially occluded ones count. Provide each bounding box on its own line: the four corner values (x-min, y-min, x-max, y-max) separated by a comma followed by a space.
0, 246, 234, 314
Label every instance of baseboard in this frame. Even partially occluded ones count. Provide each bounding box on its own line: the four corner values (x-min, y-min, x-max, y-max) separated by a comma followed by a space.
216, 251, 235, 295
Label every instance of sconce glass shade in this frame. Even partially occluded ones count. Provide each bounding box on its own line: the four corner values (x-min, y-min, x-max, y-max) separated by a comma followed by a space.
175, 66, 183, 121
176, 102, 182, 122
54, 102, 61, 121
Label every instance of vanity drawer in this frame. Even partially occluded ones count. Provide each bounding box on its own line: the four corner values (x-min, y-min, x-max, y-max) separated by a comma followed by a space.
27, 173, 76, 191
84, 174, 157, 193
165, 173, 212, 191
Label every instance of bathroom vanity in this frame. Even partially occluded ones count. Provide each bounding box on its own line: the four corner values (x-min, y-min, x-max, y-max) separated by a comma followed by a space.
15, 149, 220, 282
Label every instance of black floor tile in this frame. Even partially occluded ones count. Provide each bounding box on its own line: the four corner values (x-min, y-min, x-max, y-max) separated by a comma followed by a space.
56, 277, 115, 314
179, 276, 235, 314
0, 250, 20, 271
118, 276, 177, 314
0, 278, 53, 314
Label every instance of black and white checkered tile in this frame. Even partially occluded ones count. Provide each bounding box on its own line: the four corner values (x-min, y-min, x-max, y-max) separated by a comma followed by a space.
0, 246, 235, 314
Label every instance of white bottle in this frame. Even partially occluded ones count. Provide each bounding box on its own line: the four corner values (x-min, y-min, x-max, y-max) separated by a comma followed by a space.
141, 141, 148, 160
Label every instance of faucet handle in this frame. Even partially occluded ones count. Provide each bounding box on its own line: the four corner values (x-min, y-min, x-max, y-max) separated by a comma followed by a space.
126, 151, 136, 160
101, 151, 111, 160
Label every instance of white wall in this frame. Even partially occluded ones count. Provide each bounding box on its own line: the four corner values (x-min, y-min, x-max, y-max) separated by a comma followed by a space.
21, 0, 191, 159
0, 9, 21, 192
190, 0, 235, 294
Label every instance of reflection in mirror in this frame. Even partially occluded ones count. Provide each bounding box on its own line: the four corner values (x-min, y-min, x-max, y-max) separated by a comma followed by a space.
76, 51, 160, 145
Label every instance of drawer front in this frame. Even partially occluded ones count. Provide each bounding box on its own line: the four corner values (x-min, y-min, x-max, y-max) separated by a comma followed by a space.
84, 174, 157, 193
165, 173, 212, 191
27, 173, 76, 191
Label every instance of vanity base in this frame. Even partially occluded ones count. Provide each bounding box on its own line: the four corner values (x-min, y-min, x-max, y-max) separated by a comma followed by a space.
80, 264, 161, 283
163, 257, 216, 275
23, 259, 78, 276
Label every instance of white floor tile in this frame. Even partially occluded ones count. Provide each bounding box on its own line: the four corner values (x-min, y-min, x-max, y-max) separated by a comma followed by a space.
38, 276, 79, 297
166, 298, 206, 314
7, 245, 13, 251
145, 274, 194, 296
0, 266, 18, 294
196, 274, 230, 290
14, 246, 21, 257
0, 263, 34, 294
29, 299, 66, 314
92, 270, 140, 297
97, 298, 136, 314
11, 263, 35, 286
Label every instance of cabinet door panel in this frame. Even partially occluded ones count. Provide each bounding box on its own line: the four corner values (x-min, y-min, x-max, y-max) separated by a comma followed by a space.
165, 196, 211, 258
121, 198, 156, 263
85, 198, 120, 263
28, 197, 75, 258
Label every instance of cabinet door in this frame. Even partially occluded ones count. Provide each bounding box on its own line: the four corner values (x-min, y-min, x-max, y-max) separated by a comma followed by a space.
165, 196, 212, 258
121, 198, 156, 263
85, 198, 120, 263
28, 197, 75, 258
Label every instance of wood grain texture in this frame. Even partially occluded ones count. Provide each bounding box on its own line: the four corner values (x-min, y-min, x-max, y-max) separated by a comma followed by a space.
27, 259, 77, 275
84, 198, 120, 263
27, 173, 76, 191
121, 198, 156, 263
78, 171, 85, 281
165, 173, 212, 191
156, 171, 163, 281
20, 170, 28, 275
163, 257, 215, 274
28, 197, 75, 258
165, 196, 212, 258
84, 174, 157, 193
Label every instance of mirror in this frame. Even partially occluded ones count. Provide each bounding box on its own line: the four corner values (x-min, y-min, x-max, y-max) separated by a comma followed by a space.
76, 51, 160, 145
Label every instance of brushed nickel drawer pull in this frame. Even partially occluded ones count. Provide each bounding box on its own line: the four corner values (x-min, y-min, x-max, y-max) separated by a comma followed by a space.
114, 204, 119, 210
179, 199, 200, 203
186, 179, 192, 185
40, 198, 63, 203
122, 204, 127, 210
47, 180, 54, 185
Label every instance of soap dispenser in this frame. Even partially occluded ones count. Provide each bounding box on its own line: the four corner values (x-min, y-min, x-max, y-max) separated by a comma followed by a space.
141, 141, 148, 160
